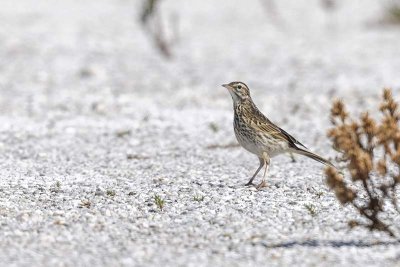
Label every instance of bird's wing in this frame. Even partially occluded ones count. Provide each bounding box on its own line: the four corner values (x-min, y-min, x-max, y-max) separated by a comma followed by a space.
245, 106, 307, 149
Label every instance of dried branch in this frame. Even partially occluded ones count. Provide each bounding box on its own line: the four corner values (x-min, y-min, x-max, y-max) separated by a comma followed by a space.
139, 0, 179, 59
326, 89, 400, 237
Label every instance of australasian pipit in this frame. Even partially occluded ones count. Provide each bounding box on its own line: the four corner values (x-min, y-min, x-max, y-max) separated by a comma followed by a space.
222, 81, 334, 189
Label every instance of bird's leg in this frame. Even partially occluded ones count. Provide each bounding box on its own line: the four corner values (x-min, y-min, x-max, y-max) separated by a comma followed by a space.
256, 153, 270, 190
245, 157, 264, 186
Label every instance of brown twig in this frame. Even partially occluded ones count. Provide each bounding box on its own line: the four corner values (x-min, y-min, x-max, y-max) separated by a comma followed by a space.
139, 0, 178, 59
326, 89, 400, 237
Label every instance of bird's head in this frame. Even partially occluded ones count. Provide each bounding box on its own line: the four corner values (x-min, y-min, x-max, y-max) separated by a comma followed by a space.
222, 81, 251, 103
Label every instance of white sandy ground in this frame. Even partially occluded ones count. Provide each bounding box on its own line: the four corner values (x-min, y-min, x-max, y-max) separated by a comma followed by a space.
1, 0, 400, 266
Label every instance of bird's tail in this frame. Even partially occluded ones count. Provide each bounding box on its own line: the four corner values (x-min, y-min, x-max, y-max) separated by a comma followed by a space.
291, 148, 335, 168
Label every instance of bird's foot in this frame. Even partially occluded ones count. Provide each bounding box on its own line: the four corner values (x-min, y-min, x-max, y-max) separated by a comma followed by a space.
245, 181, 255, 186
256, 180, 268, 190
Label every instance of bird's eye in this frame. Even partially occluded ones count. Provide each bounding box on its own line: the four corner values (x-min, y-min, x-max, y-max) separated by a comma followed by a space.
237, 85, 242, 89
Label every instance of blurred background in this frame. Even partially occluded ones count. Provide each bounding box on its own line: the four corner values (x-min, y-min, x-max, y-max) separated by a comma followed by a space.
1, 0, 400, 118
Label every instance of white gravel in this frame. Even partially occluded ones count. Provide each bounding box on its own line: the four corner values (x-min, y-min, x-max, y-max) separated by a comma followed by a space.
0, 0, 400, 266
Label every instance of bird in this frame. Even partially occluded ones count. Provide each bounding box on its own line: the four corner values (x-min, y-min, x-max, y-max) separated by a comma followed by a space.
222, 81, 334, 189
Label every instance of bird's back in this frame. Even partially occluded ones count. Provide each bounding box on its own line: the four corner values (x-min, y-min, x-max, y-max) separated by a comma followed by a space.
233, 99, 305, 157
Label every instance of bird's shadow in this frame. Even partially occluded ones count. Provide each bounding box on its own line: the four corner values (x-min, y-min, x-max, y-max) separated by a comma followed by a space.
259, 239, 400, 248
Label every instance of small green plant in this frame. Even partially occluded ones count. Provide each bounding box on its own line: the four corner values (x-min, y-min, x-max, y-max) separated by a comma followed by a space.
193, 194, 205, 202
304, 204, 317, 216
50, 181, 61, 193
208, 122, 219, 133
154, 195, 165, 211
106, 189, 116, 197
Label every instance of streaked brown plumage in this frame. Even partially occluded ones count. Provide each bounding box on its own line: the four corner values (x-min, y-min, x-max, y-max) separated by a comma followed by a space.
222, 81, 334, 189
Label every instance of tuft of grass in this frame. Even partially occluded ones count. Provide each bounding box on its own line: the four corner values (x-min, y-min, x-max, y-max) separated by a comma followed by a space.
208, 122, 219, 133
106, 189, 116, 197
154, 195, 165, 211
304, 204, 317, 217
50, 181, 61, 193
193, 194, 205, 202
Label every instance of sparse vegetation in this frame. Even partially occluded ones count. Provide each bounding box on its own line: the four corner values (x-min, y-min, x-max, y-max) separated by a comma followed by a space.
106, 189, 116, 197
154, 194, 165, 211
304, 203, 317, 216
208, 122, 219, 133
50, 181, 61, 193
326, 88, 400, 237
193, 194, 205, 202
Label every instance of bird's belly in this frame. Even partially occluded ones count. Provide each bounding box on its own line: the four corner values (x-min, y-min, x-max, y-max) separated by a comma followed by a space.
234, 124, 288, 158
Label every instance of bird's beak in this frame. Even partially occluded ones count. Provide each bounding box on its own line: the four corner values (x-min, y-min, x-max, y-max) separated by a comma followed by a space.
222, 84, 232, 90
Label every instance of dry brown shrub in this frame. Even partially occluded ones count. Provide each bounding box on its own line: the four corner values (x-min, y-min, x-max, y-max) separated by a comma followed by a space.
326, 88, 400, 237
